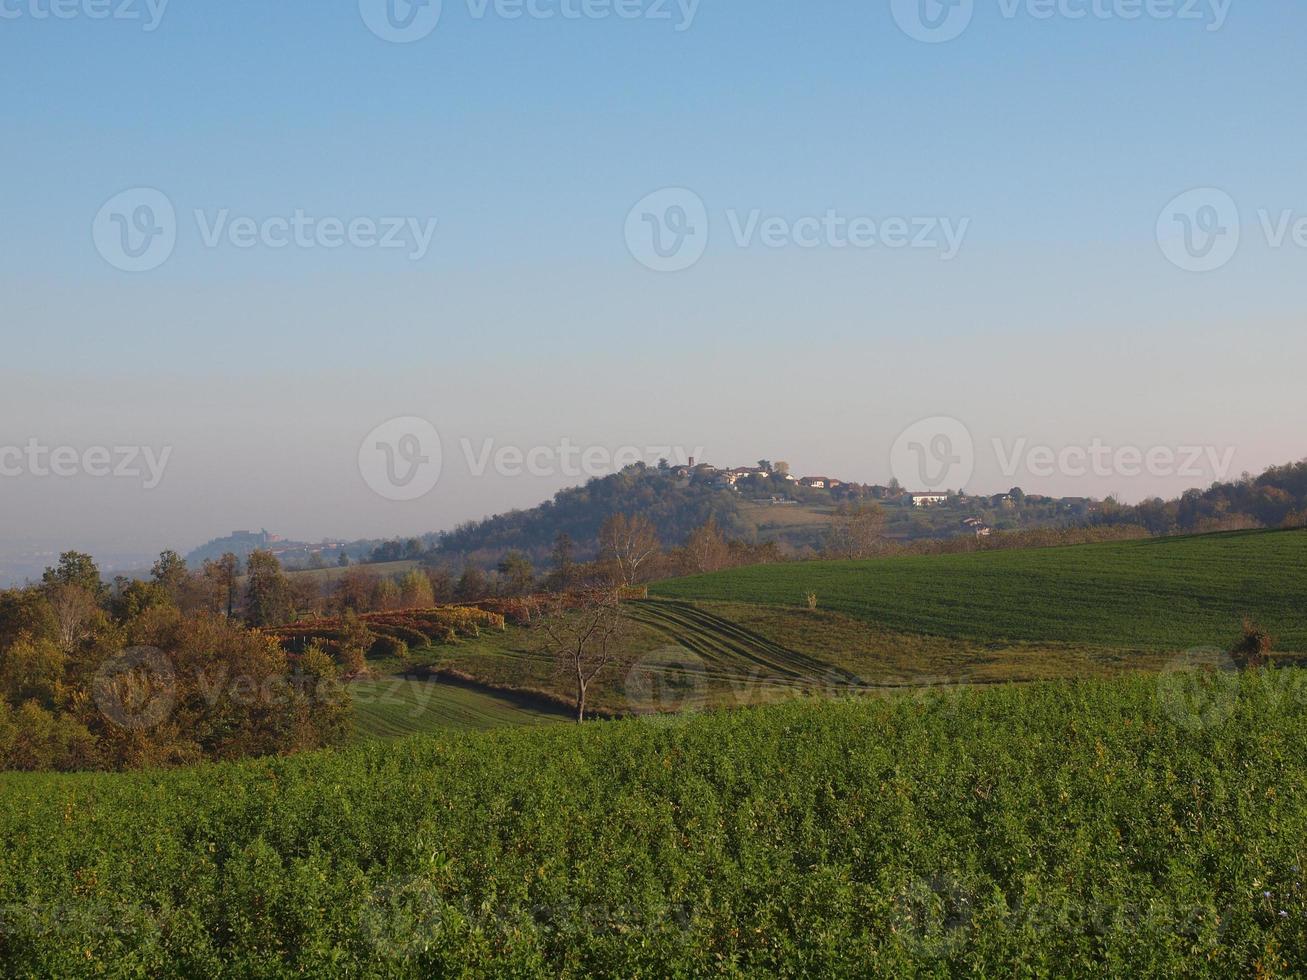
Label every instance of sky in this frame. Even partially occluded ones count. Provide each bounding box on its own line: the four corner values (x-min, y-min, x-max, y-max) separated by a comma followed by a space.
2, 0, 1305, 571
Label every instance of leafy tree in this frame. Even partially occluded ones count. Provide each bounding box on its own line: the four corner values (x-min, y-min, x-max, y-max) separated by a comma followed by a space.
456, 564, 489, 602
151, 550, 189, 599
337, 610, 372, 676
399, 570, 435, 608
498, 551, 535, 596
550, 532, 577, 590
371, 577, 401, 612
42, 552, 104, 599
243, 550, 292, 627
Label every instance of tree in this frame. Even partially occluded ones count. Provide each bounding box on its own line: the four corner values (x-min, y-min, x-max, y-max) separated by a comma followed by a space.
824, 503, 886, 560
684, 517, 729, 574
42, 552, 104, 599
46, 584, 102, 655
598, 514, 661, 586
497, 551, 535, 596
455, 564, 489, 602
337, 610, 372, 677
334, 568, 379, 613
201, 553, 240, 618
150, 550, 189, 600
550, 532, 576, 591
398, 570, 435, 609
539, 590, 630, 723
243, 550, 292, 627
371, 577, 401, 612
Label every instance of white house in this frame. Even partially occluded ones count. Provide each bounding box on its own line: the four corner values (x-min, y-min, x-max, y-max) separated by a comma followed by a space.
908, 492, 949, 507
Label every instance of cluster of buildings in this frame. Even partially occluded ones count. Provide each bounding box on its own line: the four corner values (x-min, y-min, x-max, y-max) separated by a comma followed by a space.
673, 459, 950, 503
671, 460, 851, 492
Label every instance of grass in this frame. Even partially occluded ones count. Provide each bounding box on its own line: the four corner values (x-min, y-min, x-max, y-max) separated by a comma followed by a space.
3, 673, 1306, 976
652, 528, 1307, 650
350, 677, 569, 738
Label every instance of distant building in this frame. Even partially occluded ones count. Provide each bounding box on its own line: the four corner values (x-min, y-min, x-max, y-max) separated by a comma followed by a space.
908, 492, 949, 507
800, 476, 841, 489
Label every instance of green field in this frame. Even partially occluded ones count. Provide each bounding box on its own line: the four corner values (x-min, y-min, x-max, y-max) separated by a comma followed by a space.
350, 678, 569, 738
4, 673, 1306, 976
652, 529, 1307, 651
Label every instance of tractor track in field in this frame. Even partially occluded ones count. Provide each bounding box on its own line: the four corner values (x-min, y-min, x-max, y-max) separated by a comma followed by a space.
626, 599, 862, 686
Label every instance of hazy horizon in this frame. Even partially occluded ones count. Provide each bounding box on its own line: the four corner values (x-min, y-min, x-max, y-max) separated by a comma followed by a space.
5, 2, 1305, 569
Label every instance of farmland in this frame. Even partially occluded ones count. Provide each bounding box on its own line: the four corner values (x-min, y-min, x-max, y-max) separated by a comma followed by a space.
350, 678, 569, 738
3, 672, 1307, 976
652, 529, 1307, 651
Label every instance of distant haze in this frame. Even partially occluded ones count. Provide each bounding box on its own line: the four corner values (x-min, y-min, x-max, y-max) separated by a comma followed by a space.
3, 3, 1304, 573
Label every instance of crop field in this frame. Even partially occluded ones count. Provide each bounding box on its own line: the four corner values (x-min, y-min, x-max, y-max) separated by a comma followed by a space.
3, 672, 1306, 976
350, 678, 569, 738
652, 529, 1307, 651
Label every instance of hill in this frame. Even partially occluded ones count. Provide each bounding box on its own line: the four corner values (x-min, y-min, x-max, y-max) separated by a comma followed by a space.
4, 674, 1305, 976
652, 528, 1307, 651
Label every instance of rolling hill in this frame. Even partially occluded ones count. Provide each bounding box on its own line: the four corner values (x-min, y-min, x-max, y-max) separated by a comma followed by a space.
651, 528, 1307, 651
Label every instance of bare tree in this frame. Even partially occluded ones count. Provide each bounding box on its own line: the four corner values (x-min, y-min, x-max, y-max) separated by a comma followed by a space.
823, 503, 887, 560
598, 513, 661, 586
46, 583, 100, 654
539, 590, 630, 723
684, 516, 729, 574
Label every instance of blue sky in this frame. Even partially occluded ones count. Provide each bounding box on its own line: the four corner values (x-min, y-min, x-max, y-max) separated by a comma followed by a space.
2, 0, 1305, 563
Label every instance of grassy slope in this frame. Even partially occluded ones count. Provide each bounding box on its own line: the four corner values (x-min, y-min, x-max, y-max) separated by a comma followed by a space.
350, 678, 569, 738
3, 674, 1306, 976
652, 529, 1307, 650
